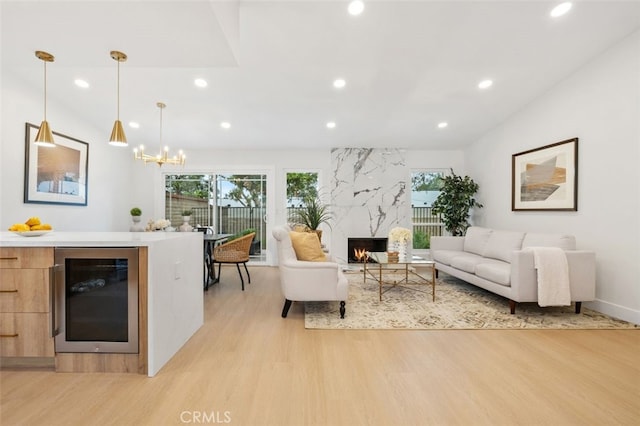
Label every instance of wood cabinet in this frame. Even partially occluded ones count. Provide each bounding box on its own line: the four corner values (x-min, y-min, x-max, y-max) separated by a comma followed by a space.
0, 247, 54, 357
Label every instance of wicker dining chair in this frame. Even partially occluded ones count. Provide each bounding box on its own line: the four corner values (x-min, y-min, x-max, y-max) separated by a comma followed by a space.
212, 232, 256, 290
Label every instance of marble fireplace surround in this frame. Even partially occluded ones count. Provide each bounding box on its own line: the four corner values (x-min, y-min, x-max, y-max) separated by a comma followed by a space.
330, 148, 411, 263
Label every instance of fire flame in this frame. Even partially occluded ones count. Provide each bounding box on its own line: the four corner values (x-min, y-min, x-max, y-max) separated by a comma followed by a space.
354, 248, 368, 262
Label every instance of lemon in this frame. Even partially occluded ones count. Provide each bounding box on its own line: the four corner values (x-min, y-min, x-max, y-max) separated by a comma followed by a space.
25, 217, 41, 226
30, 224, 52, 231
9, 223, 30, 232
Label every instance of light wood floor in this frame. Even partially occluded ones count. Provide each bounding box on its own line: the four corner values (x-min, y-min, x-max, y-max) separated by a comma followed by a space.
1, 266, 639, 426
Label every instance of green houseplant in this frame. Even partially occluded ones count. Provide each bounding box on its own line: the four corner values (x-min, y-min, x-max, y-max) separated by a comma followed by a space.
432, 170, 483, 236
294, 195, 332, 242
129, 207, 144, 232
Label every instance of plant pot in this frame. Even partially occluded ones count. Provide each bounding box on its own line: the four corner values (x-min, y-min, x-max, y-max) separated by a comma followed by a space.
179, 216, 193, 232
129, 216, 145, 232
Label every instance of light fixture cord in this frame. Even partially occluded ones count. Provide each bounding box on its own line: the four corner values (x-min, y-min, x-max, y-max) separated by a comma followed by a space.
159, 105, 163, 149
117, 59, 120, 120
43, 60, 47, 120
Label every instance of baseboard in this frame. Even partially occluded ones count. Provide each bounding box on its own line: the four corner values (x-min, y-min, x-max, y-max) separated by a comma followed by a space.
0, 356, 55, 370
585, 300, 639, 325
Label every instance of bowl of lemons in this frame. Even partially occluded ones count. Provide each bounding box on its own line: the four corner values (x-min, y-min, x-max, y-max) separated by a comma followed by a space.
9, 217, 53, 236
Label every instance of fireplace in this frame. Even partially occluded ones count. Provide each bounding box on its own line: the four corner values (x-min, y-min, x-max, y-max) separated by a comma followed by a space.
347, 237, 388, 263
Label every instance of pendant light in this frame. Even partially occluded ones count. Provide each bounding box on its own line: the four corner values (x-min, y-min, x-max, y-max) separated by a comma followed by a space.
108, 50, 128, 146
133, 102, 185, 166
34, 51, 55, 147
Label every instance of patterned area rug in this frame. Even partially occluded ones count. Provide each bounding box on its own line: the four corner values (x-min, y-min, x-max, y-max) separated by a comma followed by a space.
304, 271, 638, 330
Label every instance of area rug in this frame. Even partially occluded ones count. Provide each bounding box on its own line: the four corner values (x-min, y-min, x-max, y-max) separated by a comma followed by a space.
304, 271, 638, 330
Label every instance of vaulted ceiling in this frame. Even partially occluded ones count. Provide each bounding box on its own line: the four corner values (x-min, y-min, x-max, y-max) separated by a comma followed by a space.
2, 1, 639, 152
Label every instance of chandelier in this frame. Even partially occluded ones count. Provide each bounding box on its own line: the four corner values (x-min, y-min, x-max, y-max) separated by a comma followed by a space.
133, 102, 186, 166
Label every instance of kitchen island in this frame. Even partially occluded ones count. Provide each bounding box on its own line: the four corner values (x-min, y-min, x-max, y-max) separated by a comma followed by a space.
0, 231, 203, 377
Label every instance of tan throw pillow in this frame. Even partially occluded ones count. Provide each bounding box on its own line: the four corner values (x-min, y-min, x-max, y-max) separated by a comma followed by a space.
289, 231, 326, 262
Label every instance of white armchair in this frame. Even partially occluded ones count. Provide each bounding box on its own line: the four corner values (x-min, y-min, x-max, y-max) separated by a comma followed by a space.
272, 226, 348, 318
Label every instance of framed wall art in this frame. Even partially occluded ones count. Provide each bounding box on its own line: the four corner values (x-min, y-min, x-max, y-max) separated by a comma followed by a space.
24, 122, 89, 206
512, 138, 578, 211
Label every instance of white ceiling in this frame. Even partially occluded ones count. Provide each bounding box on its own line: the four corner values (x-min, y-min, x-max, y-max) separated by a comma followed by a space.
2, 1, 639, 153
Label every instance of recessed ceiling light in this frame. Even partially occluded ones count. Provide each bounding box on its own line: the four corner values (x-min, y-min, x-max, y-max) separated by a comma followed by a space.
220, 122, 231, 129
550, 2, 572, 18
128, 122, 140, 129
437, 122, 448, 129
326, 122, 336, 129
478, 79, 493, 89
194, 78, 208, 88
74, 79, 89, 88
333, 78, 346, 89
348, 1, 365, 16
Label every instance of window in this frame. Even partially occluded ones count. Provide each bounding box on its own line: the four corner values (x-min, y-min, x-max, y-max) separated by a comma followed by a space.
165, 174, 213, 228
411, 170, 446, 249
286, 171, 319, 223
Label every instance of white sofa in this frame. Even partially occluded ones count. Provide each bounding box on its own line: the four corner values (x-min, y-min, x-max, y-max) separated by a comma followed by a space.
430, 226, 596, 314
272, 226, 349, 318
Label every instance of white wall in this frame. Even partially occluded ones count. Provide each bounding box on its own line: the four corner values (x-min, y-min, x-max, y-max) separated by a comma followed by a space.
1, 73, 134, 231
465, 31, 640, 323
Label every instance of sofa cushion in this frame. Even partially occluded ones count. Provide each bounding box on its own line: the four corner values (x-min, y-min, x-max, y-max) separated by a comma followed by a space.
289, 231, 326, 262
522, 233, 576, 250
482, 230, 525, 263
449, 252, 486, 273
431, 249, 463, 266
463, 227, 493, 256
475, 261, 511, 286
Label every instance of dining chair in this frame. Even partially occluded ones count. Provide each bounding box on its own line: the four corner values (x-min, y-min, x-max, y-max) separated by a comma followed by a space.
212, 232, 255, 290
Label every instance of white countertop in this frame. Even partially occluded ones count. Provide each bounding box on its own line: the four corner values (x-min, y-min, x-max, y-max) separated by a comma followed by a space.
0, 231, 202, 247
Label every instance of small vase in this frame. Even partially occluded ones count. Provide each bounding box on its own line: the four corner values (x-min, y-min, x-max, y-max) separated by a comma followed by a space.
398, 242, 408, 261
130, 216, 145, 232
390, 240, 409, 261
179, 216, 193, 232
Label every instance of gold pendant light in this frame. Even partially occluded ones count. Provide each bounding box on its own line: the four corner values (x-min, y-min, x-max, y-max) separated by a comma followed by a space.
133, 102, 185, 166
109, 50, 128, 146
34, 51, 55, 147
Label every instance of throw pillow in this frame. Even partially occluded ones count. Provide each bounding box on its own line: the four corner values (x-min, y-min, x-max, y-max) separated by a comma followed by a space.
289, 231, 326, 262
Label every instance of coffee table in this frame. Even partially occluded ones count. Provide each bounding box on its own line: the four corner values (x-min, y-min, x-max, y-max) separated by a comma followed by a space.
364, 252, 436, 301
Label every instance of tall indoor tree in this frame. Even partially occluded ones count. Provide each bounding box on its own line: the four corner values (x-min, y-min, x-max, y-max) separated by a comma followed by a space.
432, 170, 483, 236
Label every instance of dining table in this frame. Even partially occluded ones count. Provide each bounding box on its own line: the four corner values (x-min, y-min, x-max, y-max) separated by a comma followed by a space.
203, 233, 233, 290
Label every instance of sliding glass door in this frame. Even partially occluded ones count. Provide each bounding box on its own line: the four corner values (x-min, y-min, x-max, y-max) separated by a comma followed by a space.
165, 172, 270, 264
215, 174, 267, 261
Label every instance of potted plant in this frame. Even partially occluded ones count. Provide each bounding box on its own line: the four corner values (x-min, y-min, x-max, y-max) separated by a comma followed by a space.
180, 209, 193, 232
294, 195, 332, 242
431, 170, 483, 236
129, 207, 145, 232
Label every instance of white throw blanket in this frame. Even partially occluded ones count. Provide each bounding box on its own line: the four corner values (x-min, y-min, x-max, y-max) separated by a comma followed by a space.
526, 247, 571, 307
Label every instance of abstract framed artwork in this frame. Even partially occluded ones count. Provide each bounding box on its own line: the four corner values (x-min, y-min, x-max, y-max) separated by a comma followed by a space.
24, 122, 89, 206
512, 138, 578, 211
